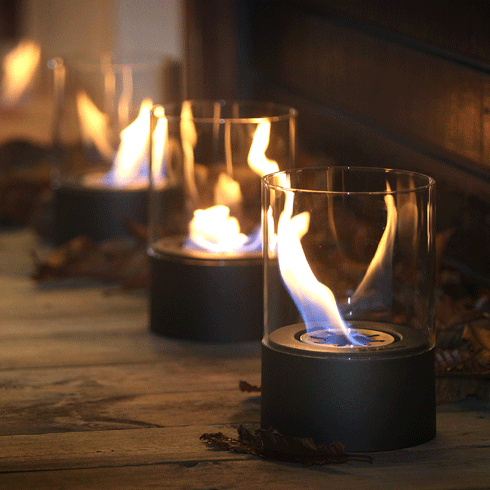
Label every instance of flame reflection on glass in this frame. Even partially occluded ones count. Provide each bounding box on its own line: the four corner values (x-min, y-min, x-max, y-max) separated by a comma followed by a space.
276, 183, 398, 347
0, 40, 41, 108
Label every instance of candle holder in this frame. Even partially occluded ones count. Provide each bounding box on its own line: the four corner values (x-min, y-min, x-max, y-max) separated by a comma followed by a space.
148, 100, 297, 342
49, 54, 162, 244
261, 167, 436, 451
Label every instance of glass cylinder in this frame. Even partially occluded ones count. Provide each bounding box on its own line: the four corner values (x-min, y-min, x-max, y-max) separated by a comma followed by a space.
261, 166, 436, 451
49, 54, 162, 243
148, 100, 297, 342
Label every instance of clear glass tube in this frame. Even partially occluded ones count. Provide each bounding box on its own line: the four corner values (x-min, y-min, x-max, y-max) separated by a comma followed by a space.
147, 100, 297, 341
149, 100, 297, 257
262, 167, 436, 355
49, 53, 162, 188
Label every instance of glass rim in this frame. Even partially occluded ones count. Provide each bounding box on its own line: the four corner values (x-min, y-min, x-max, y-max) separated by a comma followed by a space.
152, 99, 298, 124
262, 166, 436, 195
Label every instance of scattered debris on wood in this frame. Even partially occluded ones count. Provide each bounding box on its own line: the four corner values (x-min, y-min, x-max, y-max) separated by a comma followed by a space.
239, 380, 261, 392
31, 227, 490, 403
200, 425, 373, 466
32, 231, 149, 290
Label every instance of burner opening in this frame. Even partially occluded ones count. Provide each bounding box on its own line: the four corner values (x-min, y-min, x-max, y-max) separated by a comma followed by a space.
299, 328, 397, 349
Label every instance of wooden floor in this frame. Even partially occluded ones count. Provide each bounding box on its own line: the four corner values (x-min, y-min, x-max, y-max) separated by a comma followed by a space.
0, 229, 489, 489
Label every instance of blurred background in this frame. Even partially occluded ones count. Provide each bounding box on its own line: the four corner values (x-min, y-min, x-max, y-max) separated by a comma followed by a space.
2, 0, 490, 284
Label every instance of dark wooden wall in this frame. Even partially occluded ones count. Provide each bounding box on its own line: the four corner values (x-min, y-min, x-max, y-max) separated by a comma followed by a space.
185, 0, 490, 281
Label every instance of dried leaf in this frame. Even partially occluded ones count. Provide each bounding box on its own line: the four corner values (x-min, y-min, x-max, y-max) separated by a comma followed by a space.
434, 349, 478, 375
239, 380, 261, 392
463, 323, 490, 365
200, 425, 372, 465
32, 234, 149, 289
436, 377, 490, 404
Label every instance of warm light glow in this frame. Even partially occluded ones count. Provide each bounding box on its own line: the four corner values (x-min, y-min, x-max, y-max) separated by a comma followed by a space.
214, 172, 243, 209
184, 171, 261, 254
276, 181, 398, 346
185, 205, 249, 253
77, 95, 155, 188
181, 101, 199, 202
151, 105, 168, 187
277, 193, 364, 343
248, 120, 279, 177
182, 107, 271, 254
0, 40, 41, 108
76, 91, 115, 161
349, 186, 397, 310
102, 98, 153, 187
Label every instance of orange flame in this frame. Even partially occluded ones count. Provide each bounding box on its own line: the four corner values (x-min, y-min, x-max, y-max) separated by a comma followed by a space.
214, 172, 243, 209
187, 205, 248, 253
277, 181, 398, 343
350, 186, 397, 306
108, 98, 152, 186
76, 90, 115, 161
278, 192, 350, 336
180, 101, 199, 203
1, 40, 41, 108
77, 94, 154, 188
248, 120, 279, 177
151, 105, 168, 187
183, 116, 276, 253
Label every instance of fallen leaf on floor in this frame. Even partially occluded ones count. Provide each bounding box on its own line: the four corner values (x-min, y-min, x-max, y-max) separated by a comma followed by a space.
200, 425, 373, 465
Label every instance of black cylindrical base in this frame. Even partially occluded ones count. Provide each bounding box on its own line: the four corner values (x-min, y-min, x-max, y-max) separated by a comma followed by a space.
149, 252, 263, 342
261, 326, 436, 452
54, 184, 147, 244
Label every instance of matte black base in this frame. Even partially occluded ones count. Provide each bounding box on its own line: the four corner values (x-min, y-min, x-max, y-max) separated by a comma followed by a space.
54, 184, 147, 244
261, 330, 436, 452
150, 252, 263, 342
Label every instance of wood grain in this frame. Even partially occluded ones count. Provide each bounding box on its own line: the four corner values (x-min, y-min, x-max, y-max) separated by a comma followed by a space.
0, 229, 488, 489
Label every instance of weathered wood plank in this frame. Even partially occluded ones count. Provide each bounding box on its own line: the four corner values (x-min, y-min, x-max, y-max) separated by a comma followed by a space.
0, 358, 261, 436
1, 453, 490, 490
0, 331, 161, 369
0, 389, 261, 436
0, 411, 488, 485
0, 275, 148, 336
303, 0, 490, 67
252, 3, 486, 167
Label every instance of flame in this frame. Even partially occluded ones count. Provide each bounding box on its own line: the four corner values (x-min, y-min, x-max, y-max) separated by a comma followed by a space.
184, 172, 261, 254
151, 105, 168, 187
277, 181, 398, 346
181, 101, 199, 203
185, 205, 250, 253
277, 193, 365, 343
183, 109, 275, 254
0, 40, 41, 108
214, 172, 243, 209
248, 120, 279, 177
102, 98, 153, 187
348, 186, 397, 311
77, 94, 156, 187
76, 90, 115, 161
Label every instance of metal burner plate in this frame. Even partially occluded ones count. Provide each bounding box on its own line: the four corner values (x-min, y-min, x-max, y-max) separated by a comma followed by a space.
267, 321, 432, 357
300, 328, 396, 348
